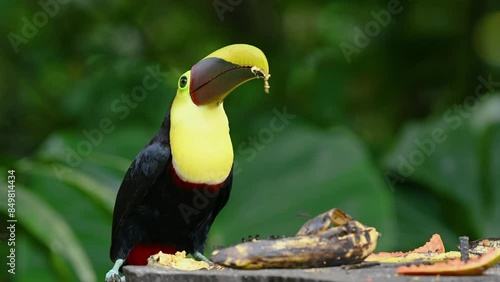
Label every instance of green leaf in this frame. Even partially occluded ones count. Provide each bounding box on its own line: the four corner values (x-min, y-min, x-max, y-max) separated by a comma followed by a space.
384, 94, 500, 247
0, 186, 96, 282
18, 161, 115, 215
484, 124, 500, 235
392, 182, 458, 251
86, 151, 131, 173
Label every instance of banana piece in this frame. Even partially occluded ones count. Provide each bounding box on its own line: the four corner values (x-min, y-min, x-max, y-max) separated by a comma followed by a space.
211, 209, 379, 269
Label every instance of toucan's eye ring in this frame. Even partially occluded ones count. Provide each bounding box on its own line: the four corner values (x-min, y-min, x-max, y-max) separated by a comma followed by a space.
179, 76, 188, 88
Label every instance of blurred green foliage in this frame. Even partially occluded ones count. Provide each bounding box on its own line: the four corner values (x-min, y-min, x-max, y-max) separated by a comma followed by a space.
1, 0, 500, 281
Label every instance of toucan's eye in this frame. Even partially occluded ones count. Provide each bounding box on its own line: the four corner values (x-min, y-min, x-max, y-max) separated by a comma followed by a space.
179, 76, 188, 88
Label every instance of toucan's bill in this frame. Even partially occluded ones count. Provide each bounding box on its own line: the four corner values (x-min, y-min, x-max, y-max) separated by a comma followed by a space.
189, 44, 271, 105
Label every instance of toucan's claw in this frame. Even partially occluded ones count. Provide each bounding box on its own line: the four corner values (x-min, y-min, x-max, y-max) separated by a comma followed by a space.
105, 259, 125, 282
193, 251, 211, 263
193, 251, 225, 270
104, 272, 123, 282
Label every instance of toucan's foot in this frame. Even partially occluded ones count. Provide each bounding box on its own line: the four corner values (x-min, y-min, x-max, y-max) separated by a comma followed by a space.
192, 251, 211, 263
193, 251, 224, 270
105, 259, 125, 282
104, 272, 124, 282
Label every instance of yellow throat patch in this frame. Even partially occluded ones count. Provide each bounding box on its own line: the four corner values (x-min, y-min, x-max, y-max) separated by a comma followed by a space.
169, 90, 233, 185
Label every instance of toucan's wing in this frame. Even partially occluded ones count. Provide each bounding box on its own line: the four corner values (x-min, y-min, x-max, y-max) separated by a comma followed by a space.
110, 141, 171, 253
210, 169, 233, 222
191, 169, 233, 254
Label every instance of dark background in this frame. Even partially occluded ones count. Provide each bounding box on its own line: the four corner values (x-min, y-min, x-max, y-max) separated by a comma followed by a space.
1, 1, 499, 281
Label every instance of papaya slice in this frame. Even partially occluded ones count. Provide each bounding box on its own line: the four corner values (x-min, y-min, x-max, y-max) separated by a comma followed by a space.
366, 234, 445, 263
397, 248, 500, 276
412, 234, 445, 253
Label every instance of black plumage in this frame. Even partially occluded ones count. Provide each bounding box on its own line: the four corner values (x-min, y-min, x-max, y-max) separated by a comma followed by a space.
109, 107, 233, 265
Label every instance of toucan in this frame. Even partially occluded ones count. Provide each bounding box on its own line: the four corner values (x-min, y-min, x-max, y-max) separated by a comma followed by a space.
105, 44, 270, 282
